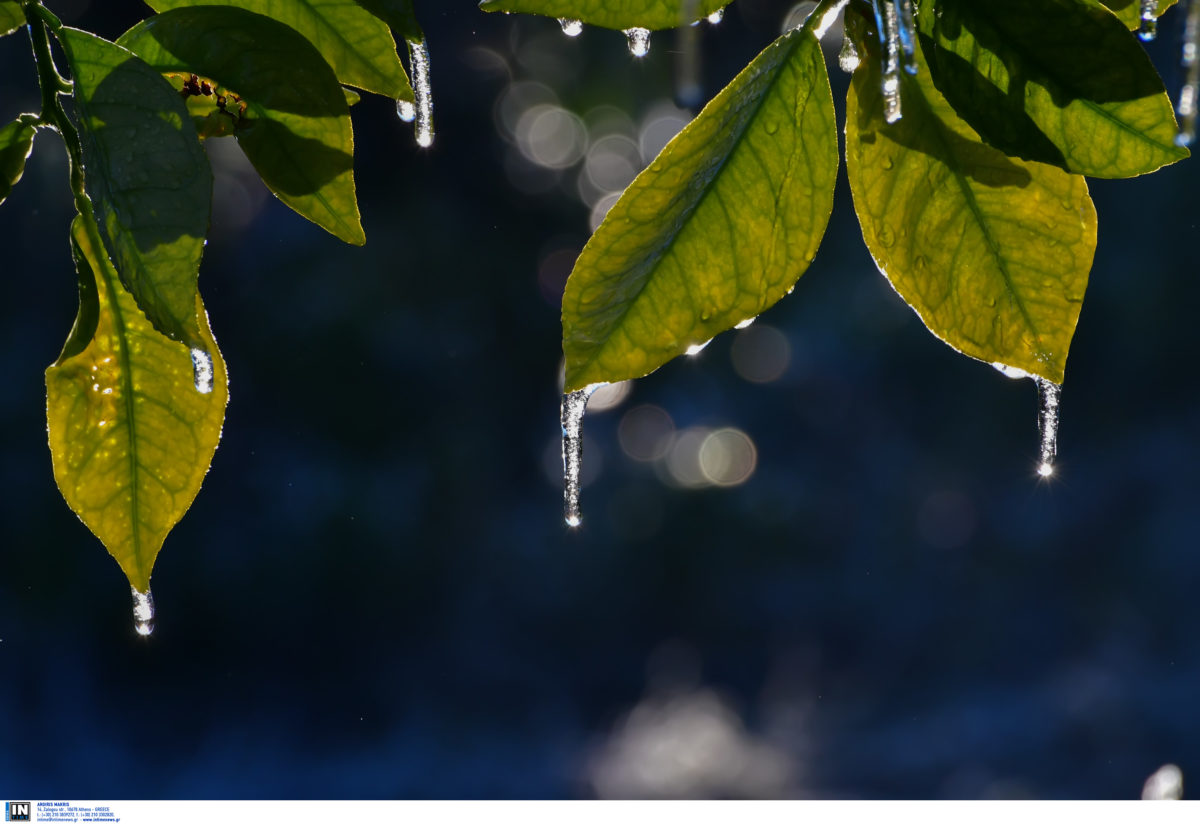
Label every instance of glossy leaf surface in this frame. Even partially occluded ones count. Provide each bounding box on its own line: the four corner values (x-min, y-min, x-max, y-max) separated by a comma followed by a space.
119, 7, 365, 245
478, 0, 727, 30
59, 27, 213, 349
845, 14, 1097, 384
919, 0, 1187, 178
0, 0, 22, 38
562, 25, 836, 391
145, 0, 413, 103
0, 117, 36, 206
47, 217, 227, 592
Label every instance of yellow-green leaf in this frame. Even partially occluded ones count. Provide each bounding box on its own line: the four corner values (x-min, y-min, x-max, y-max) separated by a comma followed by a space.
58, 27, 214, 350
119, 7, 365, 245
145, 0, 414, 103
0, 0, 22, 38
562, 24, 836, 391
0, 116, 36, 206
47, 216, 227, 592
844, 12, 1097, 384
919, 0, 1188, 178
1101, 0, 1178, 28
353, 0, 424, 49
478, 0, 727, 30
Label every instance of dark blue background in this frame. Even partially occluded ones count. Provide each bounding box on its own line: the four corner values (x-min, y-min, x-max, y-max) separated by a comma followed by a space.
1, 0, 1197, 799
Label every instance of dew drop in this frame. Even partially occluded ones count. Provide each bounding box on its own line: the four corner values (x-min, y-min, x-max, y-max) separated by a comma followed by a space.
406, 38, 434, 147
132, 586, 155, 637
1139, 0, 1159, 41
624, 27, 651, 58
190, 348, 214, 394
1035, 377, 1061, 478
396, 98, 416, 123
558, 17, 583, 37
838, 33, 861, 73
707, 8, 724, 24
562, 385, 600, 528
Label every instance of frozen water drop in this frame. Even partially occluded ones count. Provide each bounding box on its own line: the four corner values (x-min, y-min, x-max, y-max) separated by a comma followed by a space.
838, 32, 860, 73
624, 27, 651, 58
685, 339, 712, 355
406, 39, 434, 147
562, 385, 601, 528
190, 348, 214, 394
707, 8, 724, 24
396, 98, 416, 123
558, 18, 583, 37
895, 0, 918, 75
1035, 377, 1061, 478
992, 362, 1032, 380
132, 586, 155, 637
734, 316, 757, 329
811, 0, 850, 38
1139, 0, 1158, 40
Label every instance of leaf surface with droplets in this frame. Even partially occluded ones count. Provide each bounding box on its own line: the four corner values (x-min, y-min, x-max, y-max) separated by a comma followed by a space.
919, 0, 1187, 178
562, 25, 837, 391
844, 12, 1097, 384
119, 6, 365, 245
478, 0, 727, 30
46, 216, 227, 592
58, 27, 213, 349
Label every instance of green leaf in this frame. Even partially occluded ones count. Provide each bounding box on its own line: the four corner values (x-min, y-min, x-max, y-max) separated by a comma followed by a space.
844, 11, 1097, 384
0, 116, 36, 206
354, 0, 424, 45
0, 0, 23, 38
58, 27, 213, 350
919, 0, 1187, 178
119, 7, 365, 245
144, 0, 413, 103
1100, 0, 1178, 28
47, 216, 228, 592
562, 24, 836, 391
478, 0, 728, 31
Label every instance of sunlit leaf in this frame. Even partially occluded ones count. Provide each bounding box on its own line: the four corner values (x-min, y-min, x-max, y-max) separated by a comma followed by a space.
58, 28, 213, 350
562, 25, 836, 391
47, 216, 227, 592
354, 0, 424, 45
844, 12, 1096, 384
0, 0, 22, 38
0, 117, 36, 206
145, 0, 413, 103
119, 7, 364, 245
919, 0, 1188, 178
1100, 0, 1179, 28
478, 0, 727, 30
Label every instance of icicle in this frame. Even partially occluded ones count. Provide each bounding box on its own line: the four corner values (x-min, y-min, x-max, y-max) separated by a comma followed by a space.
558, 18, 583, 37
562, 385, 600, 528
839, 31, 861, 72
190, 348, 214, 394
624, 27, 651, 57
1140, 0, 1159, 41
707, 8, 725, 24
396, 99, 416, 123
1034, 377, 1061, 478
132, 586, 155, 637
879, 0, 903, 123
406, 39, 434, 147
1177, 0, 1200, 146
895, 0, 918, 75
811, 0, 851, 38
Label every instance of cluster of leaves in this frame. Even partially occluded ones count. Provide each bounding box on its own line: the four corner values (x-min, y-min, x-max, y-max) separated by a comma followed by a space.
0, 0, 423, 595
0, 0, 1190, 615
536, 0, 1188, 394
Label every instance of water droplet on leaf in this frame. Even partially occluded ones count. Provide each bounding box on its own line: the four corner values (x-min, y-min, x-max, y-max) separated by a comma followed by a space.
558, 18, 583, 37
707, 9, 724, 24
624, 27, 651, 58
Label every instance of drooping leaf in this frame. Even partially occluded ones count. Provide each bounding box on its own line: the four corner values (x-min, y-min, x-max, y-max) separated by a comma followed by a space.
144, 0, 413, 103
562, 24, 837, 391
57, 28, 213, 350
119, 7, 365, 245
844, 11, 1097, 384
478, 0, 727, 31
0, 117, 36, 206
1100, 0, 1178, 29
47, 216, 227, 592
919, 0, 1187, 178
0, 0, 23, 38
354, 0, 424, 45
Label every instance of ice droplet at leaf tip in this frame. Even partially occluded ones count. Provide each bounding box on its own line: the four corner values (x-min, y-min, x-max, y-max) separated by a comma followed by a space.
624, 27, 651, 58
131, 586, 155, 637
558, 18, 583, 37
561, 385, 601, 529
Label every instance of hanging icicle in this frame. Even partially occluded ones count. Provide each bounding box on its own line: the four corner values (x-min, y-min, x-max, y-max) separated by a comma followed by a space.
1140, 0, 1160, 41
1034, 378, 1061, 478
1177, 0, 1200, 146
561, 385, 600, 527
